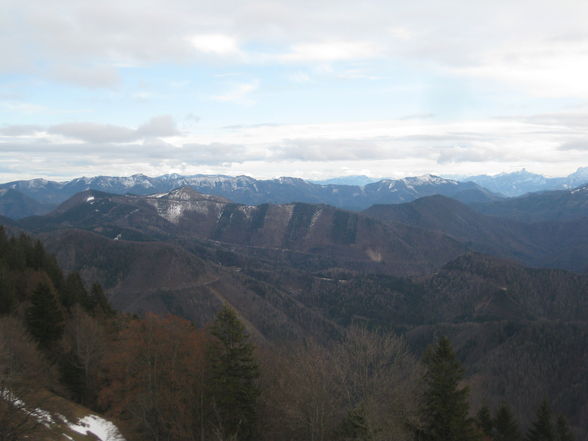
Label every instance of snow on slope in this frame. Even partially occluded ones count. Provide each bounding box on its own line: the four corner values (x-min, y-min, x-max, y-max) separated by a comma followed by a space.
67, 415, 126, 441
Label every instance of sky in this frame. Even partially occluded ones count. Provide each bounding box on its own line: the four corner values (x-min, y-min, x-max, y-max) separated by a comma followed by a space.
1, 0, 588, 182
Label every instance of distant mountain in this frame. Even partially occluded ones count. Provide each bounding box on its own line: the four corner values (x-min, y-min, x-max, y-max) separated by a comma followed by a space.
364, 194, 588, 273
0, 173, 500, 210
21, 187, 466, 276
470, 183, 588, 222
311, 175, 381, 186
0, 188, 54, 219
463, 167, 588, 196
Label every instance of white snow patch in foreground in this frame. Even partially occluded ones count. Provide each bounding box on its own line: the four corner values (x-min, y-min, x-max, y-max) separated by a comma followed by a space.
68, 415, 126, 441
1, 389, 54, 427
86, 196, 95, 202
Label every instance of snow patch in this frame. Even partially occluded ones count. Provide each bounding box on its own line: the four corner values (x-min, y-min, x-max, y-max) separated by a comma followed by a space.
86, 196, 95, 202
571, 186, 588, 194
162, 202, 184, 223
67, 415, 126, 441
238, 205, 255, 219
282, 204, 295, 220
309, 209, 322, 230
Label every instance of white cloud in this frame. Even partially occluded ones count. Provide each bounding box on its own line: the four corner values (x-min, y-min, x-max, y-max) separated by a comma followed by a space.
2, 109, 585, 181
50, 65, 120, 88
48, 122, 137, 143
188, 34, 240, 55
137, 115, 180, 137
43, 115, 179, 143
212, 80, 259, 104
279, 41, 382, 63
3, 0, 588, 98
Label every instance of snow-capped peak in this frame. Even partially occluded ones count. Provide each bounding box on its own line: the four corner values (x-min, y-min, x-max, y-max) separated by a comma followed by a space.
402, 174, 455, 186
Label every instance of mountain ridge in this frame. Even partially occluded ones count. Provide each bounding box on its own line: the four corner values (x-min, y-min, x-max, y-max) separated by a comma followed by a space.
461, 166, 588, 196
0, 173, 500, 217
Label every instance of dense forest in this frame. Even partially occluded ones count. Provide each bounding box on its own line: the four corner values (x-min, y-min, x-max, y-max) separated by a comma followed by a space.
0, 227, 576, 441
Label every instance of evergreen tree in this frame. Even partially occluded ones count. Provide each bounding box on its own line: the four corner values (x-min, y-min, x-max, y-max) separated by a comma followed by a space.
0, 266, 15, 315
527, 401, 555, 441
87, 283, 113, 315
555, 415, 574, 441
476, 405, 493, 438
416, 336, 480, 441
61, 272, 87, 311
494, 403, 522, 441
208, 304, 260, 441
26, 281, 65, 350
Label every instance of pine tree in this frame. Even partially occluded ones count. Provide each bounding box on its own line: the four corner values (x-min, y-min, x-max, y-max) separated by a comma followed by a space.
0, 266, 15, 315
61, 272, 88, 311
494, 403, 522, 441
416, 336, 480, 441
527, 401, 555, 441
87, 283, 113, 315
555, 415, 574, 441
476, 405, 493, 438
26, 281, 65, 350
208, 304, 260, 441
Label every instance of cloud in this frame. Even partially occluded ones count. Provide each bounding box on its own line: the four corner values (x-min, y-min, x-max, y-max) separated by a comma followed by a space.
436, 144, 503, 164
271, 138, 392, 161
50, 65, 120, 88
48, 122, 137, 143
213, 80, 259, 103
1, 0, 588, 102
0, 125, 44, 136
279, 41, 382, 63
137, 115, 180, 137
559, 140, 588, 151
0, 105, 587, 180
45, 115, 179, 143
188, 34, 240, 56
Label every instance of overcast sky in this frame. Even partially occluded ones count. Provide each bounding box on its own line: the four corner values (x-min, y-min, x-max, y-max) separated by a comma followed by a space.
1, 0, 588, 181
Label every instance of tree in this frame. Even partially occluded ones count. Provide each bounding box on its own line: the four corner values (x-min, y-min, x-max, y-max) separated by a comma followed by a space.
25, 281, 64, 351
61, 306, 106, 406
335, 407, 373, 441
555, 415, 574, 441
0, 266, 15, 315
61, 272, 87, 311
527, 401, 554, 441
86, 283, 114, 316
100, 314, 208, 441
493, 403, 522, 441
208, 304, 260, 441
476, 405, 493, 438
0, 317, 58, 441
415, 336, 480, 441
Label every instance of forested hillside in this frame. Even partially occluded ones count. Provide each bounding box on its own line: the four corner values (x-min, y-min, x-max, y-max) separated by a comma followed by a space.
2, 186, 588, 441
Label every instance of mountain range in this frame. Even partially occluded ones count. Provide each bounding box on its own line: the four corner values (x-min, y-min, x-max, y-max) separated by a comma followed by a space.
3, 174, 588, 437
0, 173, 499, 218
460, 167, 588, 196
